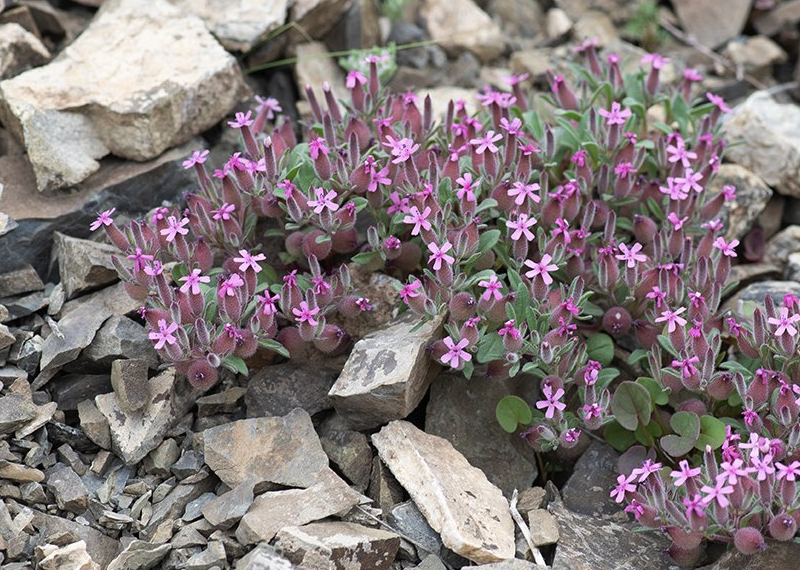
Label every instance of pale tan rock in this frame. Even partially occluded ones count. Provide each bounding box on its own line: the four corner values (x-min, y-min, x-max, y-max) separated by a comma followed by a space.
527, 509, 559, 546
0, 23, 50, 79
107, 541, 171, 570
372, 421, 515, 564
236, 468, 364, 545
15, 401, 57, 438
0, 0, 248, 192
295, 42, 347, 104
723, 36, 787, 79
573, 10, 618, 46
292, 0, 355, 40
168, 0, 288, 52
546, 8, 573, 39
420, 0, 504, 63
78, 399, 111, 450
202, 408, 329, 488
671, 0, 752, 49
707, 164, 772, 243
39, 540, 99, 570
328, 312, 444, 429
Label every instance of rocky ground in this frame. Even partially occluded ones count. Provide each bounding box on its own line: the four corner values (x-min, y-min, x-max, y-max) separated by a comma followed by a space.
3, 0, 800, 569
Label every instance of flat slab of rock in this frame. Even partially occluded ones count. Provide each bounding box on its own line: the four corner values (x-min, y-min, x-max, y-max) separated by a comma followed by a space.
52, 232, 118, 300
32, 511, 121, 568
202, 408, 328, 489
0, 0, 248, 191
47, 464, 89, 513
276, 522, 400, 570
107, 540, 171, 570
372, 421, 515, 564
708, 164, 772, 242
0, 392, 37, 434
696, 541, 800, 570
328, 313, 444, 429
0, 22, 50, 79
671, 0, 752, 49
39, 540, 99, 570
246, 362, 340, 418
420, 0, 504, 62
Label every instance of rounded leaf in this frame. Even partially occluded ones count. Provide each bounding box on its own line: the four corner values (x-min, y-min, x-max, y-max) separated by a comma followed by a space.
695, 415, 727, 451
661, 411, 700, 457
611, 381, 652, 431
496, 395, 533, 433
604, 421, 637, 452
587, 333, 615, 366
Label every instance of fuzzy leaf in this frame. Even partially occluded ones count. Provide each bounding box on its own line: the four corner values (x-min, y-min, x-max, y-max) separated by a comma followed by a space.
587, 333, 614, 366
496, 395, 533, 433
611, 381, 652, 431
221, 355, 249, 377
661, 411, 700, 457
696, 415, 727, 450
637, 376, 669, 406
604, 421, 638, 451
258, 338, 290, 359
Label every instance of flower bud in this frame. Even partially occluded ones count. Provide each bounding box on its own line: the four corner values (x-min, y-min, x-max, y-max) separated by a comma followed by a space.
449, 292, 477, 321
314, 324, 350, 355
733, 527, 766, 555
769, 513, 797, 541
302, 230, 333, 260
186, 359, 218, 390
603, 306, 632, 335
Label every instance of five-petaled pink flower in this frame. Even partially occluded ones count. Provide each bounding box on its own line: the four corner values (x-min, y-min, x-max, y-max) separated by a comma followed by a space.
212, 202, 236, 221
399, 280, 422, 304
536, 383, 566, 419
768, 307, 800, 337
149, 319, 179, 350
90, 208, 116, 231
228, 110, 253, 129
441, 336, 472, 369
182, 150, 209, 169
292, 301, 320, 326
257, 291, 280, 315
403, 206, 432, 236
615, 242, 647, 268
469, 130, 503, 154
383, 136, 420, 164
670, 459, 701, 487
524, 254, 559, 285
179, 269, 210, 295
700, 477, 734, 508
506, 213, 537, 242
455, 172, 478, 202
346, 70, 367, 89
218, 274, 244, 297
706, 92, 731, 113
598, 102, 631, 126
478, 274, 503, 302
309, 138, 330, 160
507, 181, 541, 205
672, 356, 699, 379
655, 307, 687, 333
610, 473, 637, 503
666, 212, 689, 230
160, 216, 190, 242
427, 241, 455, 271
308, 187, 340, 214
255, 96, 282, 119
127, 248, 154, 273
713, 237, 738, 257
234, 249, 267, 273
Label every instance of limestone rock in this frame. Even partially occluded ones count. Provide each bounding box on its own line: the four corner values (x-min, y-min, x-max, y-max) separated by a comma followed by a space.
0, 23, 50, 79
328, 312, 444, 429
235, 467, 363, 545
723, 36, 787, 79
201, 478, 256, 530
754, 0, 800, 36
765, 226, 800, 270
724, 281, 800, 315
144, 438, 181, 476
573, 11, 618, 46
0, 392, 37, 434
169, 0, 289, 52
235, 544, 294, 570
561, 441, 620, 517
32, 511, 121, 567
52, 232, 118, 300
295, 42, 348, 105
527, 509, 559, 546
372, 421, 515, 564
0, 460, 44, 482
696, 541, 800, 570
554, 0, 639, 24
276, 522, 400, 570
107, 540, 171, 570
706, 164, 773, 243
420, 0, 504, 63
291, 0, 355, 40
0, 0, 248, 192
425, 374, 538, 497
671, 0, 752, 49
0, 264, 44, 297
546, 8, 573, 39
202, 408, 329, 488
319, 430, 373, 492
723, 92, 800, 198
77, 398, 111, 449
185, 540, 226, 570
245, 362, 339, 418
110, 358, 150, 413
47, 465, 89, 513
39, 540, 99, 570
487, 0, 544, 39
368, 456, 404, 516
141, 472, 217, 540
83, 315, 158, 367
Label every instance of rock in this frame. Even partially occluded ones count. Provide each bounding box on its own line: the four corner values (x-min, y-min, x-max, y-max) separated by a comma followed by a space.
412, 555, 448, 570
573, 11, 619, 46
77, 399, 111, 449
448, 52, 482, 89
144, 438, 180, 476
561, 441, 620, 517
368, 456, 404, 516
372, 421, 515, 564
235, 544, 294, 570
203, 408, 329, 489
723, 92, 800, 198
388, 501, 442, 558
235, 467, 363, 545
96, 367, 197, 464
110, 358, 150, 413
0, 290, 48, 322
294, 42, 347, 104
757, 195, 784, 241
754, 0, 800, 36
554, 0, 638, 23
527, 509, 559, 546
39, 540, 100, 570
168, 0, 288, 52
0, 265, 44, 297
245, 362, 339, 418
0, 460, 44, 482
172, 449, 206, 480
196, 386, 246, 416
487, 0, 543, 38
550, 493, 672, 570
20, 481, 47, 504
83, 315, 158, 368
15, 400, 57, 438
172, 526, 207, 549
328, 312, 444, 429
276, 522, 400, 570
705, 164, 773, 243
765, 226, 800, 270
47, 465, 89, 513
420, 0, 504, 63
52, 233, 118, 300
32, 511, 121, 567
291, 0, 355, 40
107, 540, 171, 570
516, 487, 546, 513
425, 374, 538, 498
696, 541, 800, 569
546, 8, 573, 39
201, 478, 256, 530
509, 49, 554, 86
390, 23, 438, 70
0, 392, 37, 434
319, 430, 373, 492
0, 23, 49, 79
0, 0, 248, 192
56, 444, 87, 476
786, 253, 800, 282
724, 281, 800, 314
141, 471, 217, 541
671, 0, 752, 49
185, 540, 225, 570
723, 36, 787, 79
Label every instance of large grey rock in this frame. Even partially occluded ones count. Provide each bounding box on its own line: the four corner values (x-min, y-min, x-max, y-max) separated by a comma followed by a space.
0, 392, 37, 434
141, 470, 217, 540
291, 0, 355, 40
52, 232, 118, 300
275, 522, 400, 570
388, 501, 442, 558
32, 511, 121, 568
420, 0, 504, 63
561, 440, 620, 517
696, 541, 800, 570
328, 312, 444, 429
201, 478, 256, 530
0, 264, 44, 297
235, 544, 294, 570
765, 226, 800, 270
83, 315, 158, 368
319, 429, 372, 492
202, 408, 328, 489
110, 358, 150, 413
724, 280, 800, 314
708, 164, 772, 243
38, 541, 100, 570
372, 421, 515, 564
671, 0, 752, 49
47, 465, 89, 513
723, 92, 800, 198
0, 0, 248, 192
169, 0, 289, 52
723, 36, 787, 80
0, 23, 50, 79
425, 374, 538, 498
246, 362, 339, 418
107, 540, 171, 570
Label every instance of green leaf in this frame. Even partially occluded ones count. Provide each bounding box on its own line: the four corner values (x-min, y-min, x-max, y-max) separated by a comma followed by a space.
258, 338, 290, 359
595, 367, 620, 391
696, 415, 727, 451
611, 381, 652, 431
637, 376, 669, 406
351, 251, 381, 264
661, 411, 700, 457
628, 349, 650, 367
586, 333, 614, 366
221, 355, 249, 377
478, 229, 501, 252
496, 396, 532, 433
477, 333, 505, 363
604, 421, 637, 451
657, 334, 679, 357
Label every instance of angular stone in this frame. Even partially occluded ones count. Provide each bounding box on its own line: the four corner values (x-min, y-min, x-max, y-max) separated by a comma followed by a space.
77, 399, 111, 450
202, 408, 328, 488
527, 509, 559, 546
107, 540, 171, 570
561, 441, 620, 517
0, 321, 16, 350
420, 0, 504, 63
0, 265, 43, 298
83, 315, 158, 367
546, 8, 573, 39
246, 362, 339, 418
550, 494, 672, 570
33, 511, 121, 568
294, 42, 347, 104
141, 471, 216, 541
328, 312, 444, 429
319, 430, 373, 492
15, 400, 57, 438
705, 164, 772, 243
765, 226, 800, 270
276, 522, 400, 570
171, 449, 205, 480
169, 0, 288, 52
0, 23, 50, 79
235, 544, 294, 570
172, 526, 207, 549
235, 467, 363, 545
196, 386, 246, 417
0, 392, 37, 434
144, 438, 180, 476
368, 456, 404, 516
0, 460, 44, 482
52, 233, 118, 300
56, 444, 87, 476
185, 540, 225, 570
516, 487, 546, 513
372, 421, 515, 564
573, 10, 618, 46
291, 0, 354, 40
754, 0, 800, 36
697, 541, 800, 570
723, 36, 786, 79
554, 0, 638, 23
47, 465, 89, 514
723, 92, 800, 198
671, 0, 752, 49
388, 501, 442, 558
201, 478, 256, 530
724, 281, 800, 314
110, 358, 150, 413
38, 540, 100, 570
425, 374, 538, 497
488, 0, 543, 38
0, 0, 248, 192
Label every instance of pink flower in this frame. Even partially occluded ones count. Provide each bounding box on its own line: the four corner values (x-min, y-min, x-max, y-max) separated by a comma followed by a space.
683, 68, 703, 82
478, 274, 503, 302
646, 286, 666, 308
507, 181, 541, 205
293, 301, 320, 326
674, 168, 704, 194
255, 96, 282, 119
309, 138, 330, 160
672, 356, 699, 379
149, 319, 179, 350
218, 274, 244, 297
776, 460, 800, 481
713, 237, 738, 257
610, 473, 636, 503
706, 92, 732, 113
630, 459, 663, 483
659, 177, 688, 201
367, 166, 391, 193
768, 306, 800, 337
182, 150, 209, 169
469, 130, 503, 154
90, 208, 116, 231
356, 297, 372, 311
403, 206, 432, 236
127, 248, 154, 273
683, 494, 705, 519
700, 477, 734, 508
399, 280, 422, 304
308, 187, 339, 214
456, 172, 478, 202
655, 307, 687, 333
427, 241, 455, 271
234, 249, 266, 273
702, 218, 724, 232
670, 459, 701, 487
598, 102, 631, 126
666, 212, 689, 230
228, 110, 253, 129
441, 336, 472, 369
500, 117, 523, 135
498, 319, 521, 339
666, 137, 697, 168
641, 53, 669, 69
536, 383, 566, 419
257, 291, 279, 315
179, 269, 210, 295
160, 216, 190, 242
625, 499, 645, 520
524, 254, 559, 285
583, 403, 602, 419
506, 213, 537, 242
212, 202, 236, 221
615, 242, 647, 268
346, 70, 367, 88
383, 135, 419, 164
719, 458, 748, 486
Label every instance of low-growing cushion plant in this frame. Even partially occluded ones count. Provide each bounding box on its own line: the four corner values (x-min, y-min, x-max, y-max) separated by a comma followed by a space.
92, 39, 800, 561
